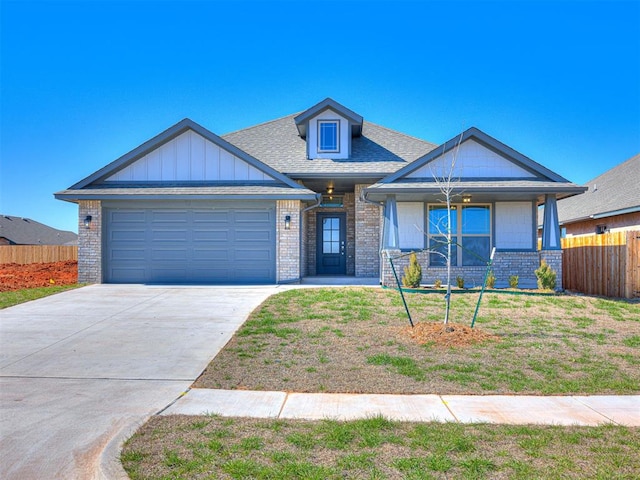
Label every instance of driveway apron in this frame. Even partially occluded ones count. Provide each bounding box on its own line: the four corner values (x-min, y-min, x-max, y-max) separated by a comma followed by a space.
0, 284, 277, 480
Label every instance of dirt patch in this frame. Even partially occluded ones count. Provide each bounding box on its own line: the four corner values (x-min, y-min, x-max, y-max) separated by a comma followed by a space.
398, 322, 500, 348
0, 261, 78, 292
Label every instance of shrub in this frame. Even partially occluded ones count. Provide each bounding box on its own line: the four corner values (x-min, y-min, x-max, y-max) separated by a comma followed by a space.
402, 252, 422, 288
486, 270, 496, 289
509, 275, 519, 289
434, 279, 442, 289
456, 276, 465, 289
535, 260, 557, 290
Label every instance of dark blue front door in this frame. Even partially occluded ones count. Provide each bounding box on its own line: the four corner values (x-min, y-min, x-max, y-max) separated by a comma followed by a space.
316, 213, 346, 275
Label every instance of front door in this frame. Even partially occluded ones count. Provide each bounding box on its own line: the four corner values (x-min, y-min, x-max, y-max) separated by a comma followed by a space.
316, 213, 346, 275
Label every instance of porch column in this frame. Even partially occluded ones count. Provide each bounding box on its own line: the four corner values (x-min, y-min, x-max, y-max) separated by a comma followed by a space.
382, 195, 399, 249
540, 194, 563, 290
541, 194, 561, 250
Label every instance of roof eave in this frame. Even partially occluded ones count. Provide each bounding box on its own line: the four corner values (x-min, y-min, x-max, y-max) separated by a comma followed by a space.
54, 191, 319, 202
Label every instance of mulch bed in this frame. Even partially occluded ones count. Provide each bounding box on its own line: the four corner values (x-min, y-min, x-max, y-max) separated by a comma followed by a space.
0, 261, 78, 292
398, 322, 501, 348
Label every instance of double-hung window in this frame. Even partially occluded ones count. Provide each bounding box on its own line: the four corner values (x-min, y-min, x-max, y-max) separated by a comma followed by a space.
318, 120, 339, 152
428, 204, 491, 266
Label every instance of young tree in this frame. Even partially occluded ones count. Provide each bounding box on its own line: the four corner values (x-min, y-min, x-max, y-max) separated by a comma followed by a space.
428, 133, 464, 325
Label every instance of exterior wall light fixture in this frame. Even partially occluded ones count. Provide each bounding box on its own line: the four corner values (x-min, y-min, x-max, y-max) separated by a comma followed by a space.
284, 215, 291, 230
462, 195, 472, 203
84, 215, 92, 229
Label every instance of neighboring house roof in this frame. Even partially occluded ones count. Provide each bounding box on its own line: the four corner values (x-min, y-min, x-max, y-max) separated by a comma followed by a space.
556, 153, 640, 224
222, 114, 437, 176
0, 215, 78, 245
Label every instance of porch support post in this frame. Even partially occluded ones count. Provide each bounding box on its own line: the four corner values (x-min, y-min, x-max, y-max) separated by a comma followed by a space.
542, 194, 561, 250
382, 195, 399, 249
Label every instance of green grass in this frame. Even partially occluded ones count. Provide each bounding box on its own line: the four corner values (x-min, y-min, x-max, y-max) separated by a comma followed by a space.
0, 284, 82, 309
122, 415, 640, 480
367, 353, 426, 381
196, 288, 640, 395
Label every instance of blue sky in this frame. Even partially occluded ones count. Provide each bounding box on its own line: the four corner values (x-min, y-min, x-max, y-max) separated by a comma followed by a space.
1, 0, 639, 233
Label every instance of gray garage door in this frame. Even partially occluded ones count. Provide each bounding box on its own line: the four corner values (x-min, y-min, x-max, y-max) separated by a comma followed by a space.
104, 203, 276, 284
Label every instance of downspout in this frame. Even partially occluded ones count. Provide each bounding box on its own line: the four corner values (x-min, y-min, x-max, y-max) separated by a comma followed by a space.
299, 193, 322, 281
360, 189, 385, 285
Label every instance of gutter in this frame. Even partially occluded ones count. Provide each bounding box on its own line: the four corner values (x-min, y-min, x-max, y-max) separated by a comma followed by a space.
302, 193, 322, 212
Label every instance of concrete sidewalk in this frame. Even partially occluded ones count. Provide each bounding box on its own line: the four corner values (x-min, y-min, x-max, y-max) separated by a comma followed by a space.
162, 388, 640, 426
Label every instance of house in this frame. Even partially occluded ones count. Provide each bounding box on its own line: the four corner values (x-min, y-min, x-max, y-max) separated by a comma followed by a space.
0, 215, 77, 246
555, 153, 640, 237
55, 98, 585, 288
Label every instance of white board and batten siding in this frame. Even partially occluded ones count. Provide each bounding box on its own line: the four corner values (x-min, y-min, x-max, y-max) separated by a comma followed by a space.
408, 140, 537, 179
106, 130, 273, 182
397, 202, 425, 249
495, 202, 534, 249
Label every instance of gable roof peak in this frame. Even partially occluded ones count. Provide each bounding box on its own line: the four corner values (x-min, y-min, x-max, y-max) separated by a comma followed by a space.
66, 117, 306, 191
293, 98, 364, 138
379, 126, 571, 184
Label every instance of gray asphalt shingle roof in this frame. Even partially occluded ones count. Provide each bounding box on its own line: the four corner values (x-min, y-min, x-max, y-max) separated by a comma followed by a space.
0, 215, 78, 245
367, 179, 584, 193
55, 184, 317, 200
222, 114, 438, 176
556, 153, 640, 224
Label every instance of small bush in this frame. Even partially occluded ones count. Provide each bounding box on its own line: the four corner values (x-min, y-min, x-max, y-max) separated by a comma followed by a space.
456, 276, 465, 289
486, 270, 496, 289
509, 275, 519, 289
434, 279, 442, 289
402, 252, 422, 288
535, 260, 557, 290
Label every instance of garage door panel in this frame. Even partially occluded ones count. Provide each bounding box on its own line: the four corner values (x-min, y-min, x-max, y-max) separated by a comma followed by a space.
193, 211, 229, 222
105, 204, 275, 283
111, 229, 146, 241
110, 268, 146, 282
111, 211, 146, 223
235, 230, 272, 241
194, 249, 229, 261
151, 211, 189, 223
193, 230, 229, 241
111, 247, 146, 261
235, 211, 271, 223
235, 248, 271, 261
150, 230, 189, 241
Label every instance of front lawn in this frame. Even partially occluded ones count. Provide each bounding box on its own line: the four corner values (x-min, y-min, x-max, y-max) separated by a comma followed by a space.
123, 287, 640, 479
122, 415, 640, 479
0, 284, 82, 309
194, 288, 640, 395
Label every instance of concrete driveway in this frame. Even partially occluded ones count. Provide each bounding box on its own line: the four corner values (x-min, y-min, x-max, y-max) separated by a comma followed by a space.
0, 284, 278, 480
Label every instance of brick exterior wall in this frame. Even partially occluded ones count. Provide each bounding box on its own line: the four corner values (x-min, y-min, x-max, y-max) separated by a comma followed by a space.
539, 250, 563, 290
276, 200, 301, 283
300, 208, 309, 278
77, 200, 102, 284
355, 184, 382, 278
381, 249, 556, 290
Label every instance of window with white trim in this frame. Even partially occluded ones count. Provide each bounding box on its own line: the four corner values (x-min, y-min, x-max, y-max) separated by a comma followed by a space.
427, 204, 491, 266
318, 120, 339, 152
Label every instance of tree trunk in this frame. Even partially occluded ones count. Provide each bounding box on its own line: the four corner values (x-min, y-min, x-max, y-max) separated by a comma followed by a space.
444, 195, 452, 325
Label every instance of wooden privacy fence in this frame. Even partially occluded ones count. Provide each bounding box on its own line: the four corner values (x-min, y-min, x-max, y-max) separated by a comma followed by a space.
562, 231, 640, 298
0, 245, 78, 264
